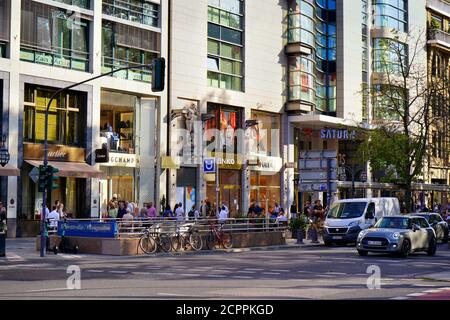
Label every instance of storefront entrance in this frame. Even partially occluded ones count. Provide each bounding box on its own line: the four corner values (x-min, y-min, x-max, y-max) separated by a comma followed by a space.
206, 169, 241, 217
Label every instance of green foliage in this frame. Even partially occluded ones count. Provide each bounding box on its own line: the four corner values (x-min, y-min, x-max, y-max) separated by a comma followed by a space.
430, 18, 441, 30
289, 215, 309, 232
357, 128, 425, 184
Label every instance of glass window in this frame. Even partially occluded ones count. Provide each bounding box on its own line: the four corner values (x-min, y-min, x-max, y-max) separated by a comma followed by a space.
207, 0, 244, 91
373, 38, 407, 74
23, 85, 85, 146
373, 0, 408, 32
102, 0, 159, 27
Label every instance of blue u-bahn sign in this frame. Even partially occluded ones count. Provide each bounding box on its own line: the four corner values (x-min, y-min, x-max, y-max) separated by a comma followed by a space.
203, 158, 216, 173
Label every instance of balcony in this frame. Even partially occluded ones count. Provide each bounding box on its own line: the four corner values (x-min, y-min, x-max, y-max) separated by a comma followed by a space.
427, 0, 450, 18
102, 0, 159, 28
428, 29, 450, 50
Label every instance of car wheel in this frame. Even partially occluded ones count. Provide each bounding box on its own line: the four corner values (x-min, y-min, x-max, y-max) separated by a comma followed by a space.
357, 249, 368, 256
399, 239, 410, 258
427, 237, 437, 256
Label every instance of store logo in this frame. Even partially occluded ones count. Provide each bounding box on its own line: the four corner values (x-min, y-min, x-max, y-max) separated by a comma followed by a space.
320, 129, 356, 140
217, 158, 235, 165
48, 150, 68, 159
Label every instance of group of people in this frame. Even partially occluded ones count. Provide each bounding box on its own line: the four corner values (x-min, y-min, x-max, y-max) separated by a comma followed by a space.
45, 200, 68, 230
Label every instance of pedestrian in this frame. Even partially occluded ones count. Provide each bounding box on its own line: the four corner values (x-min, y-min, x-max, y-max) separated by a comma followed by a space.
273, 202, 281, 219
290, 201, 297, 220
188, 205, 199, 220
147, 202, 157, 219
218, 205, 228, 223
176, 203, 185, 221
0, 201, 7, 232
108, 194, 119, 219
47, 205, 60, 231
57, 202, 67, 220
162, 205, 172, 218
303, 201, 312, 217
117, 201, 127, 219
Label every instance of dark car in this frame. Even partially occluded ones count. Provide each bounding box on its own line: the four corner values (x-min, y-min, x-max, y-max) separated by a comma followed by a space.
356, 215, 437, 257
410, 213, 448, 243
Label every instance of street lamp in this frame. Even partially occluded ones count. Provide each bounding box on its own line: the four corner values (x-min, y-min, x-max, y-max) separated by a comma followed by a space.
0, 136, 10, 167
39, 59, 166, 257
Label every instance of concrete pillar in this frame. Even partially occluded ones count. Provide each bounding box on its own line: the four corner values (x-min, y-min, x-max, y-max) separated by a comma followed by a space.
283, 115, 295, 216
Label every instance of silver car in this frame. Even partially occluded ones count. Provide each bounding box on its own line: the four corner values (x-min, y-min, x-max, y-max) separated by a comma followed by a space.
356, 215, 437, 257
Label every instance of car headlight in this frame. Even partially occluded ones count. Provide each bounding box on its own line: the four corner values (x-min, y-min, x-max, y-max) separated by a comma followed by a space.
392, 232, 401, 239
358, 230, 368, 239
323, 221, 329, 227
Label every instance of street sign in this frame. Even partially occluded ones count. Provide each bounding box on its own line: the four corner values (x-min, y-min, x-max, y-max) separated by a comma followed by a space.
299, 158, 338, 170
29, 166, 39, 183
299, 182, 338, 192
203, 158, 216, 174
300, 170, 337, 181
360, 171, 367, 182
300, 150, 337, 159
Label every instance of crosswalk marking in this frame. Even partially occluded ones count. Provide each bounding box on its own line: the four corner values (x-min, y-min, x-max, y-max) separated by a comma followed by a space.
407, 292, 427, 297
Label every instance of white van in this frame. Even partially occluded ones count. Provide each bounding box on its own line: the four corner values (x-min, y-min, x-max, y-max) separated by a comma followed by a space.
322, 198, 400, 245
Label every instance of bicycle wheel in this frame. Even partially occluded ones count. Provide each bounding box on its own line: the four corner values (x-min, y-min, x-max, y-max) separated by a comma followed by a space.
139, 234, 157, 254
206, 231, 216, 250
221, 232, 233, 249
172, 235, 183, 252
159, 234, 172, 252
189, 232, 203, 251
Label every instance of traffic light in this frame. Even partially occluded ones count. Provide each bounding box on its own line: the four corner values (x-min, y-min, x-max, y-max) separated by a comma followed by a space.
46, 165, 59, 191
38, 165, 47, 192
152, 57, 165, 92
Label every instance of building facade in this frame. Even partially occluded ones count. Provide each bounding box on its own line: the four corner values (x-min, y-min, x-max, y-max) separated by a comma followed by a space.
0, 0, 168, 236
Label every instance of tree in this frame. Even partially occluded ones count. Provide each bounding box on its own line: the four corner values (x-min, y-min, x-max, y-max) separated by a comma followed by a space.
358, 30, 450, 211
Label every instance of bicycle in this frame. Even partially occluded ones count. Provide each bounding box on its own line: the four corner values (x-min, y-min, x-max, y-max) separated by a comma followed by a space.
206, 220, 233, 250
138, 223, 172, 254
171, 222, 203, 252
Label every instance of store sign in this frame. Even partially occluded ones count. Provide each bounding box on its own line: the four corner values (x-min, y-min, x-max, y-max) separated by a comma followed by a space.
57, 221, 117, 238
320, 129, 356, 140
24, 143, 85, 162
248, 156, 283, 172
101, 153, 139, 168
207, 152, 243, 170
95, 148, 109, 163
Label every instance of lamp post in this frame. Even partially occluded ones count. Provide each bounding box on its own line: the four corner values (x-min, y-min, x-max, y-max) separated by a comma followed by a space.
0, 136, 10, 167
39, 60, 165, 257
200, 114, 215, 216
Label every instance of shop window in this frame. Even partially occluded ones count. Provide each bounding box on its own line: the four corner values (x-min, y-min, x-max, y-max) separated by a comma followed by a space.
249, 110, 281, 157
23, 85, 86, 146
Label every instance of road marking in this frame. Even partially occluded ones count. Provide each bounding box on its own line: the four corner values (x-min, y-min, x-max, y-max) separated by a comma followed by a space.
217, 267, 237, 270
109, 270, 128, 274
262, 272, 280, 275
407, 293, 427, 297
297, 270, 313, 273
206, 274, 227, 278
132, 272, 151, 275
245, 268, 264, 271
423, 289, 444, 293
157, 293, 180, 296
26, 288, 70, 293
237, 271, 255, 274
5, 253, 25, 262
316, 260, 333, 263
317, 274, 335, 278
232, 276, 253, 279
87, 270, 104, 273
156, 272, 175, 276
390, 296, 409, 300
326, 272, 347, 275
60, 254, 83, 259
180, 274, 199, 277
273, 269, 289, 272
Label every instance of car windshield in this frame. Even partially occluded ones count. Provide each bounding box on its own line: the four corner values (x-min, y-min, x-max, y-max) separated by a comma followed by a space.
374, 217, 410, 229
326, 202, 367, 219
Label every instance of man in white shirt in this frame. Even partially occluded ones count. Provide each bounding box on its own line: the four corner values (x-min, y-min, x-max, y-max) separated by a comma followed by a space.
47, 206, 60, 230
218, 206, 228, 223
176, 203, 185, 221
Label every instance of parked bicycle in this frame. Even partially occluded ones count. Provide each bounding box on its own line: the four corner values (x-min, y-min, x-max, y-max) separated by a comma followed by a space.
171, 222, 203, 252
139, 223, 172, 254
206, 220, 233, 249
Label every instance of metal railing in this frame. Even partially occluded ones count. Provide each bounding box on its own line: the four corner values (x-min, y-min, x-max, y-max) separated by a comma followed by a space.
52, 217, 288, 238
102, 0, 159, 27
428, 29, 450, 46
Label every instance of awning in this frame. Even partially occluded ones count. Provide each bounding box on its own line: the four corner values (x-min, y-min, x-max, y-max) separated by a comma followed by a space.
25, 160, 104, 179
0, 164, 20, 176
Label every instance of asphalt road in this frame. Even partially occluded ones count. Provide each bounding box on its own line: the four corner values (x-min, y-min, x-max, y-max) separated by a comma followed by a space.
0, 238, 449, 300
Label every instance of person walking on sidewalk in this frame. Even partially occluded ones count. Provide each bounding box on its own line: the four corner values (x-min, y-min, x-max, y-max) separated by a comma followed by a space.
176, 203, 185, 221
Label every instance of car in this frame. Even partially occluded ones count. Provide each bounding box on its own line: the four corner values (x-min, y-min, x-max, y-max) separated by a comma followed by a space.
356, 215, 437, 258
323, 198, 399, 246
408, 213, 448, 243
